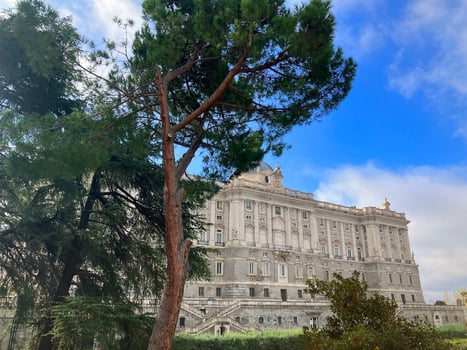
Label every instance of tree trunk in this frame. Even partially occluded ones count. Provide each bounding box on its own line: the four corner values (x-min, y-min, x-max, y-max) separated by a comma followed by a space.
36, 173, 100, 350
147, 70, 192, 350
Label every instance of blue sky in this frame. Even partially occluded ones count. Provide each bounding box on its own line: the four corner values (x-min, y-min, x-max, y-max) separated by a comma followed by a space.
1, 0, 466, 303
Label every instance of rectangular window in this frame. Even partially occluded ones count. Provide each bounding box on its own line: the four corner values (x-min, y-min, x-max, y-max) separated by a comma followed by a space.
216, 262, 223, 275
334, 246, 340, 256
279, 264, 286, 277
319, 219, 324, 227
321, 245, 327, 254
355, 225, 359, 232
302, 211, 308, 220
388, 274, 392, 283
216, 229, 223, 244
409, 275, 413, 285
399, 275, 403, 284
308, 266, 314, 278
310, 317, 318, 329
324, 271, 329, 281
262, 262, 270, 276
277, 316, 282, 325
248, 261, 255, 275
298, 289, 303, 298
216, 287, 222, 297
245, 200, 253, 211
249, 287, 255, 297
401, 294, 406, 304
264, 288, 270, 297
275, 206, 281, 215
347, 247, 352, 257
216, 201, 223, 210
199, 287, 204, 297
332, 221, 337, 228
179, 317, 185, 327
411, 294, 415, 302
245, 215, 252, 220
216, 215, 223, 220
293, 316, 298, 324
295, 265, 303, 278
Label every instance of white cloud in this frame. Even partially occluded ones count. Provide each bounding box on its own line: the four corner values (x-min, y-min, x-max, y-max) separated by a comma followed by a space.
50, 0, 143, 47
387, 1, 467, 109
0, 0, 14, 10
314, 162, 467, 303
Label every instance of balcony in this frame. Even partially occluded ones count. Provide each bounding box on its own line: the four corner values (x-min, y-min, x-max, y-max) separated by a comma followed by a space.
197, 240, 209, 246
347, 256, 355, 261
215, 242, 225, 247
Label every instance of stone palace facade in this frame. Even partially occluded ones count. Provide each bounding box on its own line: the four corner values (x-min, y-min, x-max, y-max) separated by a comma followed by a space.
178, 162, 464, 335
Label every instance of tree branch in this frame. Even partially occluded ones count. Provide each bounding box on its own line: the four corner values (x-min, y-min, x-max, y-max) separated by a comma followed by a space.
172, 32, 254, 134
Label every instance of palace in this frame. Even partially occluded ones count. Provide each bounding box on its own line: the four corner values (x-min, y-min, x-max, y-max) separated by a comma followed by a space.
178, 162, 464, 335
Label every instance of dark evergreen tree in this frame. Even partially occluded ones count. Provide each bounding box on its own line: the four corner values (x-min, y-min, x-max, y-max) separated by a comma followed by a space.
122, 1, 357, 348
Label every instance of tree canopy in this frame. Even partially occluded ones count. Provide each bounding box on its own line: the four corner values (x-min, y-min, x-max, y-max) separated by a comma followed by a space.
113, 0, 356, 348
304, 272, 451, 350
0, 0, 81, 115
0, 1, 212, 349
1, 0, 357, 349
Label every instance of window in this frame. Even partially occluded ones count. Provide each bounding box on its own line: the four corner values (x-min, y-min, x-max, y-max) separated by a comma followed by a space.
391, 293, 395, 301
293, 316, 298, 324
264, 288, 270, 297
401, 294, 406, 304
399, 275, 403, 284
248, 261, 256, 275
216, 215, 223, 220
298, 289, 303, 298
355, 225, 359, 232
357, 247, 362, 260
259, 316, 264, 324
245, 200, 252, 210
388, 274, 392, 283
277, 316, 282, 325
319, 219, 324, 227
275, 206, 281, 215
345, 223, 349, 230
379, 225, 383, 232
321, 245, 327, 254
332, 221, 337, 228
308, 266, 314, 278
302, 211, 308, 220
303, 224, 309, 229
215, 262, 223, 275
324, 271, 329, 281
216, 201, 223, 210
216, 287, 222, 297
347, 247, 352, 257
199, 230, 206, 242
199, 287, 205, 297
179, 317, 185, 327
295, 265, 303, 278
411, 294, 415, 302
245, 215, 252, 220
279, 264, 286, 277
216, 229, 223, 245
310, 317, 318, 329
333, 246, 340, 256
409, 275, 413, 285
249, 287, 255, 297
280, 289, 287, 301
262, 262, 270, 276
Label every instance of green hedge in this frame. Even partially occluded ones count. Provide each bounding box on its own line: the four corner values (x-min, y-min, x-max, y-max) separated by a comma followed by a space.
172, 329, 305, 350
438, 324, 467, 339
